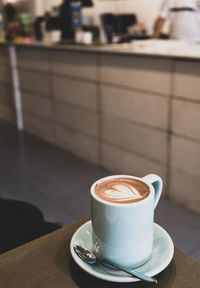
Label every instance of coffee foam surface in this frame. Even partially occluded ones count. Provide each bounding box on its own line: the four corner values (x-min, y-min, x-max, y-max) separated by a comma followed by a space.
95, 178, 150, 204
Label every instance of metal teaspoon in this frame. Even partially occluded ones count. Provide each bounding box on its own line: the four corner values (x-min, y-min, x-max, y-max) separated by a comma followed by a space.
74, 245, 157, 284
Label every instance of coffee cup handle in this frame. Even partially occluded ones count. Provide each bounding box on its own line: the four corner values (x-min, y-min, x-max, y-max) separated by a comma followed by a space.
142, 174, 163, 209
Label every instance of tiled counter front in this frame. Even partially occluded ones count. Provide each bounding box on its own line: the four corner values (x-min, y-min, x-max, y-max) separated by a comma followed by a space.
99, 54, 171, 192
51, 50, 99, 164
17, 47, 99, 164
0, 46, 15, 124
170, 60, 200, 213
9, 45, 200, 213
17, 48, 54, 143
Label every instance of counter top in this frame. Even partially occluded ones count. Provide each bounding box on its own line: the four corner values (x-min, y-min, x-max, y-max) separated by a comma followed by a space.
1, 39, 200, 60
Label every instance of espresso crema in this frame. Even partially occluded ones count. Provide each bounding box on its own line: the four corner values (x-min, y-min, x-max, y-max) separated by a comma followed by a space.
94, 178, 150, 204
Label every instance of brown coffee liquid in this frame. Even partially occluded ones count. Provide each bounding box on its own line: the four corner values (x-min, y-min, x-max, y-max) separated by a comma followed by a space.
95, 178, 150, 204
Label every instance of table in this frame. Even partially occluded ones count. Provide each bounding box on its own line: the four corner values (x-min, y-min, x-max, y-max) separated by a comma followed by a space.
0, 217, 200, 288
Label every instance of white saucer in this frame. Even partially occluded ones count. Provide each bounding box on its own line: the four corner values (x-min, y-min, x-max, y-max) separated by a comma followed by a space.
70, 220, 174, 283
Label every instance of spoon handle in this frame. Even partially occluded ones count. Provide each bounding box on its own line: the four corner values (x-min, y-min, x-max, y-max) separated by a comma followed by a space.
100, 259, 157, 284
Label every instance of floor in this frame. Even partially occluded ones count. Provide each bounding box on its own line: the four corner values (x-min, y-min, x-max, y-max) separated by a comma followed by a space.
0, 121, 200, 262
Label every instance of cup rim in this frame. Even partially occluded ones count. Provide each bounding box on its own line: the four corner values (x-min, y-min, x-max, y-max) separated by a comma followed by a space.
90, 174, 154, 207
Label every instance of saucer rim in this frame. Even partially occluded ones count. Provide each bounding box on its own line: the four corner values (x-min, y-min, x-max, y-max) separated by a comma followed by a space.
70, 220, 174, 283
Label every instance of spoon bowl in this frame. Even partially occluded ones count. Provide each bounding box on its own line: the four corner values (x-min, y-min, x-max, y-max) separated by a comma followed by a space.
74, 245, 157, 284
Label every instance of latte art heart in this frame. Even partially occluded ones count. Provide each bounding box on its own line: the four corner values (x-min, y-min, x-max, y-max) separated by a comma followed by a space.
95, 178, 150, 204
104, 184, 142, 202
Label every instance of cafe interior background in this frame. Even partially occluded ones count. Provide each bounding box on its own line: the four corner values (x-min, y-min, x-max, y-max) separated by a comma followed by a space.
0, 0, 200, 262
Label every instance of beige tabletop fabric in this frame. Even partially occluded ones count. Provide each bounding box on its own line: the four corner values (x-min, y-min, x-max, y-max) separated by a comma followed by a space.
0, 217, 200, 288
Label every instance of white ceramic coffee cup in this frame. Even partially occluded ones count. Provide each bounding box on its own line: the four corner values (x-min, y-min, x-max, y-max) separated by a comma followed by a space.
90, 174, 163, 268
75, 29, 84, 44
83, 32, 93, 45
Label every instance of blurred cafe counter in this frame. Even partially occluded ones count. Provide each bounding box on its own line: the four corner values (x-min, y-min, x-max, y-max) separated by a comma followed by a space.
0, 39, 200, 214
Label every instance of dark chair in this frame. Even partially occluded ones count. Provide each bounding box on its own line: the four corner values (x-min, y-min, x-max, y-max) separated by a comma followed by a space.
0, 198, 61, 254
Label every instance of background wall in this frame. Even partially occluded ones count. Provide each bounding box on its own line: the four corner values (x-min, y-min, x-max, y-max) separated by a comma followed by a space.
0, 0, 168, 34
0, 0, 36, 17
10, 0, 163, 34
84, 0, 163, 33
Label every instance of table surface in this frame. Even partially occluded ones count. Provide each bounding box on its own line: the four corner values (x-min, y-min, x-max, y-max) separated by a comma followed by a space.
0, 218, 200, 288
